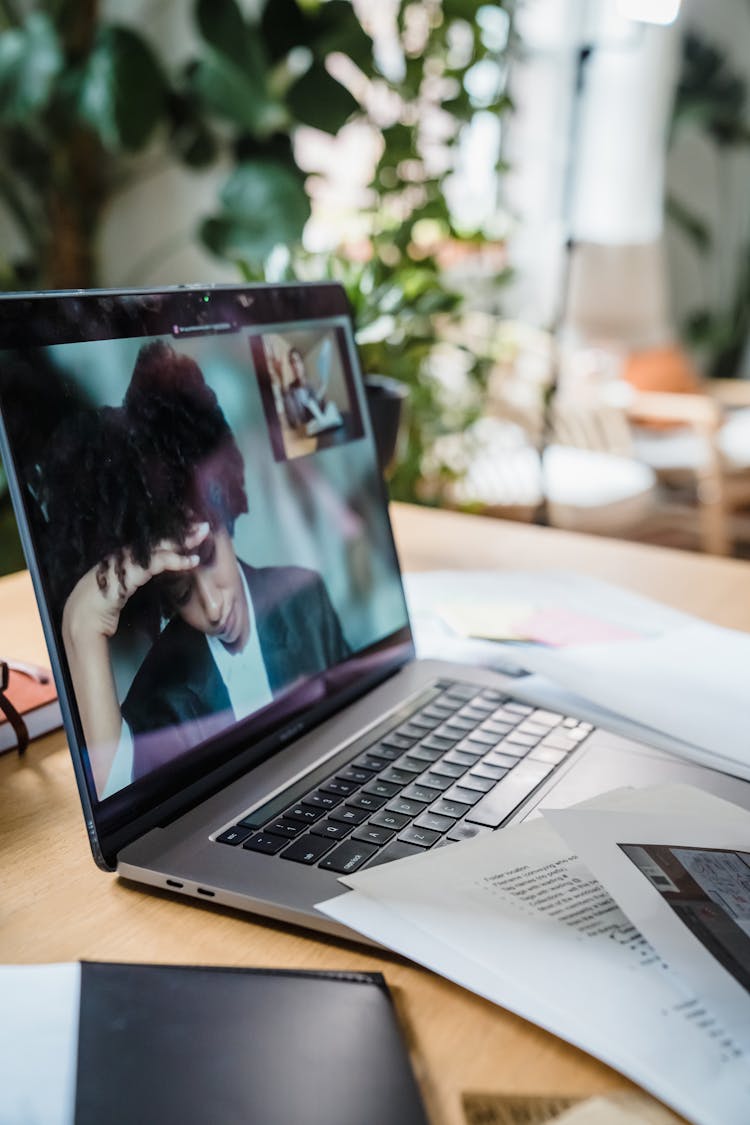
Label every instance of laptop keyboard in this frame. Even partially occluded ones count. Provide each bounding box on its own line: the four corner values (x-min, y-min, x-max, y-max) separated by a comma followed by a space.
213, 680, 593, 874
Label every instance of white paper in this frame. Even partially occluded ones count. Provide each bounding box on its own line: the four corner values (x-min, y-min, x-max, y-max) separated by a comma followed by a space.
0, 963, 80, 1125
509, 623, 750, 773
317, 786, 750, 1125
548, 791, 750, 1050
404, 570, 750, 775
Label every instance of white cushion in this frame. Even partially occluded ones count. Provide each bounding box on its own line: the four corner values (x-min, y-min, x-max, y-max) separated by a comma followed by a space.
543, 445, 655, 534
632, 408, 750, 473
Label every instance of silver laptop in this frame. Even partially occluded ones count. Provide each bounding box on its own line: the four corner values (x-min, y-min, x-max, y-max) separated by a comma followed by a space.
1, 283, 748, 943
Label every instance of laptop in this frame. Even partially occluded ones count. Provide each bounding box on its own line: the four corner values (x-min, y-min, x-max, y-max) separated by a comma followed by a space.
1, 282, 748, 943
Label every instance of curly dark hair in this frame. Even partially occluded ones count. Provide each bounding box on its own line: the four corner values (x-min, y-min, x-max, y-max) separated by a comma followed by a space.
40, 341, 248, 617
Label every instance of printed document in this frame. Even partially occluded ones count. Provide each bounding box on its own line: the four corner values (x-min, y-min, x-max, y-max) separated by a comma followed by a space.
317, 786, 750, 1125
548, 791, 750, 1048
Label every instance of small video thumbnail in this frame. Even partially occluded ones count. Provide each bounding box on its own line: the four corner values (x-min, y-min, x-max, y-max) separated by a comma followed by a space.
252, 325, 364, 463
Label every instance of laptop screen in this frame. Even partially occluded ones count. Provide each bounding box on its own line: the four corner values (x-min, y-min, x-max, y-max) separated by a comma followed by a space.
0, 285, 412, 857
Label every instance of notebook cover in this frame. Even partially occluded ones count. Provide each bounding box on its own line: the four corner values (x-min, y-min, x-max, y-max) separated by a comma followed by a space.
75, 962, 429, 1125
0, 665, 61, 752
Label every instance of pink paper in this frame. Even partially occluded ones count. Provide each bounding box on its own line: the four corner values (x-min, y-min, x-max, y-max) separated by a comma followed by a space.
517, 607, 642, 647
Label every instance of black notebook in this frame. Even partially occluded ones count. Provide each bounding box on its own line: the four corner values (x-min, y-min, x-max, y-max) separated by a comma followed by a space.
8, 962, 430, 1125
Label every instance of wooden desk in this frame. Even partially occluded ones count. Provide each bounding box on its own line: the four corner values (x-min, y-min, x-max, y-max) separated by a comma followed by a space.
2, 504, 749, 1124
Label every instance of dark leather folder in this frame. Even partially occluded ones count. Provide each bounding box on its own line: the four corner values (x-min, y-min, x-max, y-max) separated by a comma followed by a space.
75, 962, 430, 1125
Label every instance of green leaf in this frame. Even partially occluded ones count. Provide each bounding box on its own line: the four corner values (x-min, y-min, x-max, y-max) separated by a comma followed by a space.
201, 160, 310, 262
0, 13, 63, 123
312, 1, 372, 73
195, 0, 249, 70
259, 0, 310, 63
78, 26, 167, 151
191, 51, 287, 137
286, 60, 357, 133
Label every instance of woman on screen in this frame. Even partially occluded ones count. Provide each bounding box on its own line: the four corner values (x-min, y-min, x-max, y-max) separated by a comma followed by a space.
46, 342, 350, 800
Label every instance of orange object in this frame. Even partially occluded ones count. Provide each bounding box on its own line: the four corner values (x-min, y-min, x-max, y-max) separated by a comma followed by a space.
622, 345, 703, 428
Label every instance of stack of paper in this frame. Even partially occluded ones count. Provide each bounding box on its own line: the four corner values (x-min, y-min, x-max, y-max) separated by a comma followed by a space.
404, 571, 750, 779
318, 784, 750, 1125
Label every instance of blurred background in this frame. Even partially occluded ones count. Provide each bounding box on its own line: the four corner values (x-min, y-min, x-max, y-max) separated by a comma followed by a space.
0, 0, 748, 572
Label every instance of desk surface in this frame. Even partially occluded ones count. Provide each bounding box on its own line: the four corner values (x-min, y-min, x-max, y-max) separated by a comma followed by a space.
2, 504, 749, 1125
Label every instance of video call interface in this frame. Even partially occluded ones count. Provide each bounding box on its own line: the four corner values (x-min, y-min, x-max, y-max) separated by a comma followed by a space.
0, 315, 409, 808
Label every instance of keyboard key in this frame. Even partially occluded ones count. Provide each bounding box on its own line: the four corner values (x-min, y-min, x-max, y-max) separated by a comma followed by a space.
442, 784, 484, 806
430, 797, 471, 819
414, 811, 454, 833
281, 835, 335, 864
456, 736, 493, 755
528, 745, 567, 765
444, 683, 478, 700
319, 839, 378, 873
352, 824, 396, 847
303, 791, 342, 811
504, 731, 541, 748
484, 750, 523, 770
442, 716, 477, 734
563, 717, 578, 728
353, 753, 389, 772
531, 709, 564, 725
567, 726, 592, 742
538, 733, 577, 752
284, 804, 324, 824
409, 712, 442, 731
387, 795, 428, 817
444, 748, 482, 768
399, 825, 440, 848
469, 761, 509, 782
480, 689, 508, 704
463, 729, 502, 748
402, 782, 443, 804
366, 742, 402, 762
337, 765, 377, 783
427, 759, 467, 780
397, 756, 429, 776
421, 732, 459, 751
310, 820, 351, 840
407, 744, 443, 764
348, 791, 387, 813
370, 809, 411, 831
380, 765, 415, 785
379, 733, 418, 751
459, 773, 496, 793
243, 832, 286, 854
479, 720, 514, 738
421, 704, 455, 720
415, 771, 454, 792
517, 720, 551, 737
446, 823, 491, 843
364, 779, 401, 799
466, 759, 556, 827
328, 805, 369, 826
505, 702, 534, 715
395, 722, 429, 741
215, 825, 254, 846
365, 841, 424, 868
265, 818, 304, 838
321, 777, 359, 797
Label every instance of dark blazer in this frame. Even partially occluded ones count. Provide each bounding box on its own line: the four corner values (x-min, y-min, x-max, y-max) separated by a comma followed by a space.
122, 561, 350, 781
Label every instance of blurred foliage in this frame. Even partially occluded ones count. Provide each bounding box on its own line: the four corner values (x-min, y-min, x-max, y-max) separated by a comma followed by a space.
668, 29, 750, 379
0, 0, 516, 571
237, 0, 517, 501
0, 0, 372, 289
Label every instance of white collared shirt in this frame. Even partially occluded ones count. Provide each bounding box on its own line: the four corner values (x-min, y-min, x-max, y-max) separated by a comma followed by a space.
101, 566, 272, 799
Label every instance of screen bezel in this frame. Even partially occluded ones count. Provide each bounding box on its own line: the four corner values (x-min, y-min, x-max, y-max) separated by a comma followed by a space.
0, 283, 414, 869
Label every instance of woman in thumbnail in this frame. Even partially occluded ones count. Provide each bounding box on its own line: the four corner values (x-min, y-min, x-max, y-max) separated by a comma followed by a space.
48, 342, 350, 799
